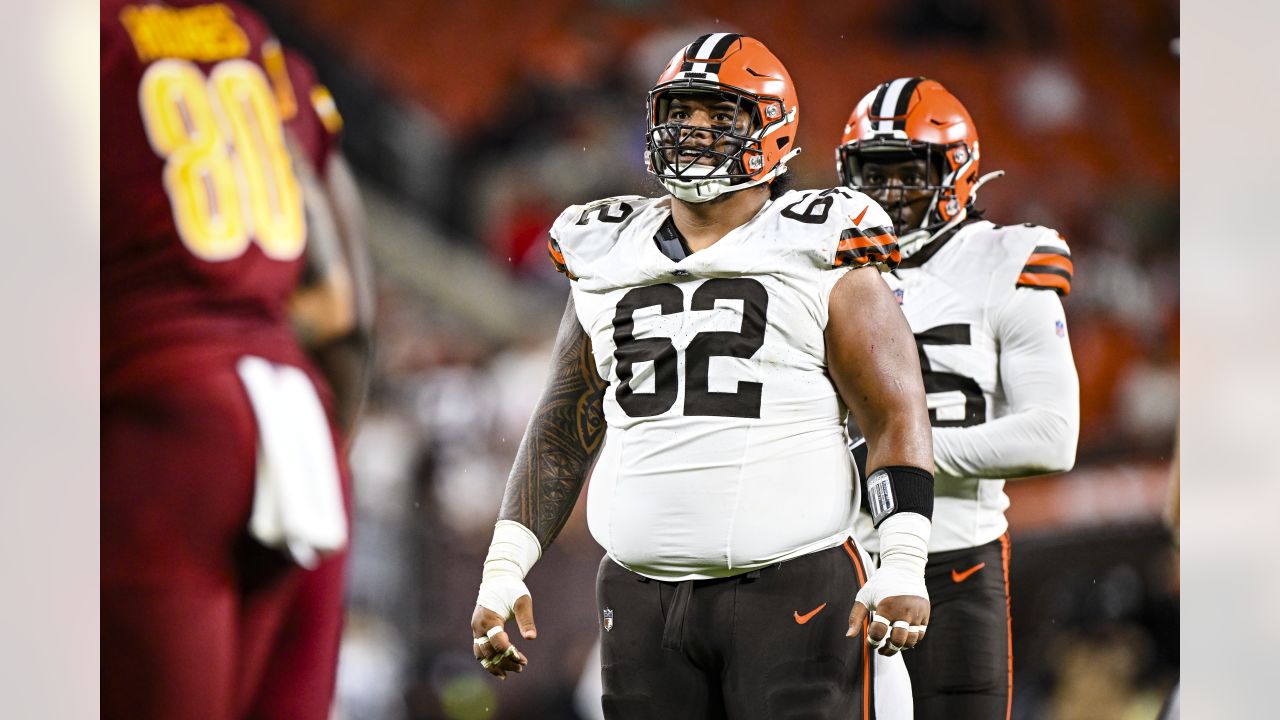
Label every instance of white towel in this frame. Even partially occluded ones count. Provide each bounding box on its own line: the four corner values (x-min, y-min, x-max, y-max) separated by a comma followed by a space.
237, 355, 348, 568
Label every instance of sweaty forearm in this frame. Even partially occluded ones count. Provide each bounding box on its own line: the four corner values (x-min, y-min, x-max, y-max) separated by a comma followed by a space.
859, 392, 934, 476
499, 299, 607, 548
826, 270, 934, 476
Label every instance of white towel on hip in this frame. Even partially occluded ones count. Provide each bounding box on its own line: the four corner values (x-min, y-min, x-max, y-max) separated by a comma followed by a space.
237, 355, 348, 568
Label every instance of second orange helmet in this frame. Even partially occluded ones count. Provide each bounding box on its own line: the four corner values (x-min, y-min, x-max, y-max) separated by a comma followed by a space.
837, 77, 980, 228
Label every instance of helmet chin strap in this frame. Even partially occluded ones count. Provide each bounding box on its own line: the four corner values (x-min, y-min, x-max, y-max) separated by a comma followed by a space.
661, 148, 801, 204
662, 167, 736, 203
899, 169, 1005, 259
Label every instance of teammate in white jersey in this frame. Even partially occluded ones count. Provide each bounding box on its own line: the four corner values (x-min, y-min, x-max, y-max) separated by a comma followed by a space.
837, 77, 1081, 720
467, 35, 937, 719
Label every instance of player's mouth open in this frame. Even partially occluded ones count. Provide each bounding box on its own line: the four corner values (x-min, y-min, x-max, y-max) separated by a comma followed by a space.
678, 148, 717, 164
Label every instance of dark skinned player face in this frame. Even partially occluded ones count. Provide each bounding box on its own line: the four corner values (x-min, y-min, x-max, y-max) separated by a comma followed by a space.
857, 156, 936, 235
663, 92, 752, 168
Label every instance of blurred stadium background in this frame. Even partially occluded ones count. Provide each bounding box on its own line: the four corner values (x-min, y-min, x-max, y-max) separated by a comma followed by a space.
247, 0, 1179, 717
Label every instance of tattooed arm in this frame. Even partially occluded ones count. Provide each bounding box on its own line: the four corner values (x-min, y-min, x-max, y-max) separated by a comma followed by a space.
499, 295, 608, 546
471, 295, 608, 678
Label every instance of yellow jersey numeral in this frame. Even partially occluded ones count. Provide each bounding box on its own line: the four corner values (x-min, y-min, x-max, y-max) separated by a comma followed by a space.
138, 58, 305, 262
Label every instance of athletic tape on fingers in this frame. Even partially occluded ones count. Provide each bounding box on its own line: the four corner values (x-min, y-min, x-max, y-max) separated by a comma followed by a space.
866, 613, 892, 647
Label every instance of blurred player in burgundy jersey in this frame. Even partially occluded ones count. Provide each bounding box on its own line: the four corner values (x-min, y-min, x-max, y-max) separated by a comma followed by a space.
101, 1, 372, 718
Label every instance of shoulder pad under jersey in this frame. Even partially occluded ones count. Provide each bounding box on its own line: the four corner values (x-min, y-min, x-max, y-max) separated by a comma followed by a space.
547, 195, 652, 280
768, 184, 901, 271
773, 188, 900, 272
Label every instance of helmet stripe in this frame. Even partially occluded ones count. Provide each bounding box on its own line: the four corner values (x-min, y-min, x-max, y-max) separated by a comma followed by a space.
708, 33, 740, 59
870, 82, 890, 123
676, 34, 740, 80
690, 32, 737, 60
687, 34, 713, 54
891, 77, 925, 129
872, 77, 924, 134
873, 78, 912, 134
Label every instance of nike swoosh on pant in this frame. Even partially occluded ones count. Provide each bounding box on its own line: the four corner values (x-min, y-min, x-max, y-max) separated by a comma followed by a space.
951, 562, 986, 583
794, 603, 827, 624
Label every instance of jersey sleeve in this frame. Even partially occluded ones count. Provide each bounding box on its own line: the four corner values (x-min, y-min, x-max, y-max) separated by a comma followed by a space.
278, 48, 341, 175
547, 232, 576, 280
546, 204, 585, 280
930, 286, 1079, 479
546, 196, 646, 281
1014, 230, 1073, 296
831, 194, 900, 272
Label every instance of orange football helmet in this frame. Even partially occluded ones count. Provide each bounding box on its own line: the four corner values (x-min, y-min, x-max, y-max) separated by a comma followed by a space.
836, 77, 988, 235
646, 33, 800, 203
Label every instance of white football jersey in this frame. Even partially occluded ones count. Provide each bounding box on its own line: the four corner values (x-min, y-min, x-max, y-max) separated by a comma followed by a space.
549, 189, 898, 581
852, 220, 1080, 553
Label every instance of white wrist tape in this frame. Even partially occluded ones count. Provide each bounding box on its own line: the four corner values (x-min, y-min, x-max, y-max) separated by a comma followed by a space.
876, 511, 930, 578
856, 512, 931, 608
476, 520, 542, 620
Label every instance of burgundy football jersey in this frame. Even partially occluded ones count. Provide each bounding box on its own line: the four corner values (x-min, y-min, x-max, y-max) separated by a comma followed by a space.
101, 0, 339, 389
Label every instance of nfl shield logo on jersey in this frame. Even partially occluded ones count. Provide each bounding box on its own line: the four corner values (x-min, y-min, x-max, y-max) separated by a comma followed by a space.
602, 608, 614, 632
1055, 319, 1066, 337
893, 288, 905, 306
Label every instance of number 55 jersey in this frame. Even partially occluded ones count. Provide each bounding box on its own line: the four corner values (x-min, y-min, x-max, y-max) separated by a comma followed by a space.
548, 189, 899, 582
852, 220, 1080, 554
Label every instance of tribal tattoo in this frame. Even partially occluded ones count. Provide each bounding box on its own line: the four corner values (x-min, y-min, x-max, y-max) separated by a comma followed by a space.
499, 296, 608, 548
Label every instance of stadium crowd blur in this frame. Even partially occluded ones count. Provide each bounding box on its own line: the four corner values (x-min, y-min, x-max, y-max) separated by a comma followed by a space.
252, 1, 1179, 718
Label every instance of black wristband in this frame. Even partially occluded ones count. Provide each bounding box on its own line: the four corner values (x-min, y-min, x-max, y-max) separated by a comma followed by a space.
864, 465, 934, 527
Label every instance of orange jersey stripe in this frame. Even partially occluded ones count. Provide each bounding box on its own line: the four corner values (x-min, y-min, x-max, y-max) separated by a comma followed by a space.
835, 223, 901, 270
837, 235, 884, 252
835, 246, 901, 269
1024, 253, 1074, 274
1017, 271, 1071, 295
547, 239, 566, 265
547, 237, 577, 279
1000, 533, 1013, 720
843, 540, 872, 719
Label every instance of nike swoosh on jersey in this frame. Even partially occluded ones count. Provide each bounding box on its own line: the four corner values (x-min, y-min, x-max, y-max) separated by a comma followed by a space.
851, 206, 869, 225
793, 603, 828, 624
951, 563, 986, 583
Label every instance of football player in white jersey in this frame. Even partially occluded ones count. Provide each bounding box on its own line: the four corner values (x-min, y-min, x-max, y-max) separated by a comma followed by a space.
467, 35, 938, 719
837, 77, 1081, 720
